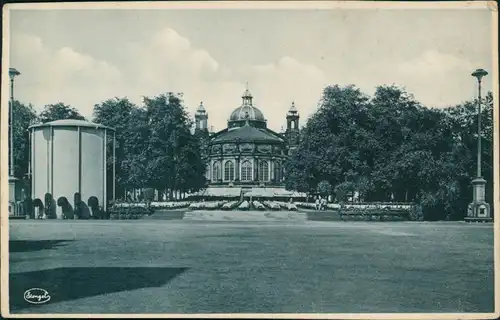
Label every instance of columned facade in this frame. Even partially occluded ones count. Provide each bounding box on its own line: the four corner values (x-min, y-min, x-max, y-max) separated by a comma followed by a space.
199, 88, 298, 188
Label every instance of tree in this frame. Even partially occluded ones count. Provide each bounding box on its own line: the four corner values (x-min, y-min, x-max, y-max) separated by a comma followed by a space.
39, 103, 85, 123
317, 180, 332, 198
121, 107, 150, 191
142, 93, 206, 198
285, 85, 371, 194
93, 98, 137, 199
285, 82, 494, 220
11, 101, 38, 180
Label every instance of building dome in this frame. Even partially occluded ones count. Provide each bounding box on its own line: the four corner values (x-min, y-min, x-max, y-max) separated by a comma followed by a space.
229, 105, 266, 122
228, 86, 266, 126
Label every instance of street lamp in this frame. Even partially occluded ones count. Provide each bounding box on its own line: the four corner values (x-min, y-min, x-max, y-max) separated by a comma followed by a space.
466, 68, 492, 222
8, 68, 22, 215
9, 68, 20, 177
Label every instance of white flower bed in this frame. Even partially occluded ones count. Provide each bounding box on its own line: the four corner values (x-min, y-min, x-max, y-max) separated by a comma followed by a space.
295, 202, 412, 211
238, 200, 250, 210
327, 203, 341, 210
113, 201, 190, 209
296, 202, 316, 209
221, 201, 239, 210
342, 204, 412, 210
264, 201, 281, 211
252, 201, 265, 210
275, 201, 298, 211
151, 201, 190, 209
189, 201, 223, 210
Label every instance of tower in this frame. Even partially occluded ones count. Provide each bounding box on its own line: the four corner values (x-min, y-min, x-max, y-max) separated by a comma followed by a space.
286, 101, 300, 148
195, 101, 208, 132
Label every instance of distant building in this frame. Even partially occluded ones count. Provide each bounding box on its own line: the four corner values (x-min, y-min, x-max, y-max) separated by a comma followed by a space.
194, 87, 300, 189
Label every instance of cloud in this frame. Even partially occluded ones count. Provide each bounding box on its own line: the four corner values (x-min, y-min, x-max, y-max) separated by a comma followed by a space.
10, 33, 122, 117
240, 56, 328, 130
394, 50, 478, 107
13, 28, 482, 133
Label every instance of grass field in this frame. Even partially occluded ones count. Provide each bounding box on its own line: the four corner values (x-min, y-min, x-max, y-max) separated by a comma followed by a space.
8, 219, 495, 314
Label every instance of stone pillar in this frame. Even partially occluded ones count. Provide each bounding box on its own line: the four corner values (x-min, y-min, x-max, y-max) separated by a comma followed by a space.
273, 161, 277, 183
235, 156, 240, 181
270, 159, 275, 181
254, 157, 259, 182
466, 177, 492, 222
219, 147, 223, 183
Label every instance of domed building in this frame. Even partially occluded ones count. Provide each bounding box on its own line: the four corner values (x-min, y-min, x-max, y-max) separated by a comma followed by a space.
194, 87, 301, 198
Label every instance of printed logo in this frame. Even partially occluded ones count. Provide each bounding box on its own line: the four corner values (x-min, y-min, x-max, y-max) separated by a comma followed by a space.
24, 288, 51, 304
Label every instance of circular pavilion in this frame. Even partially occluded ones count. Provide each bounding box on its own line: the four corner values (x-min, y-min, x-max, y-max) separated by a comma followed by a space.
29, 119, 116, 213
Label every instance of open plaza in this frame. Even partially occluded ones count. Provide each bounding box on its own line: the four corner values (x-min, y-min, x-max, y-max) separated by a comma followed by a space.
9, 218, 494, 314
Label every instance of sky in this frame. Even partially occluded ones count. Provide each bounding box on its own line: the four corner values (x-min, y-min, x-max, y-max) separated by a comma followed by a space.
6, 3, 495, 132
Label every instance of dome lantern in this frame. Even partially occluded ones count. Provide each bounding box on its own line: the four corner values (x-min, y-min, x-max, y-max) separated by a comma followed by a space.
242, 82, 253, 106
228, 84, 266, 128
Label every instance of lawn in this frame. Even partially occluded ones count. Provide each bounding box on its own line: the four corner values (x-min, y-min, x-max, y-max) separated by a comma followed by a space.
7, 219, 495, 314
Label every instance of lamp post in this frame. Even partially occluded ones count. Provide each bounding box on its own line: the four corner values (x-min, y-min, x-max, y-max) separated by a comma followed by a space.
466, 68, 492, 222
8, 68, 21, 215
9, 68, 20, 176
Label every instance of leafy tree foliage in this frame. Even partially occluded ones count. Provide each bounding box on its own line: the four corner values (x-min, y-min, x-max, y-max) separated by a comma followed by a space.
285, 84, 494, 220
93, 94, 206, 199
317, 180, 333, 197
39, 103, 86, 123
93, 98, 136, 199
11, 101, 38, 179
142, 93, 206, 196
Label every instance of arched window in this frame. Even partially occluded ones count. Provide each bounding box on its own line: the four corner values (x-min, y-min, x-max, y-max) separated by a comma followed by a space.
259, 160, 269, 181
212, 161, 221, 181
224, 161, 234, 181
241, 161, 252, 181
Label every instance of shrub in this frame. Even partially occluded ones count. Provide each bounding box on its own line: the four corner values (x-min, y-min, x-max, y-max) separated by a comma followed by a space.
57, 196, 68, 207
296, 202, 316, 209
88, 196, 100, 219
23, 197, 34, 218
252, 201, 265, 210
88, 196, 99, 209
264, 201, 281, 211
408, 204, 424, 221
189, 201, 222, 210
33, 198, 43, 208
74, 192, 81, 205
109, 205, 150, 220
221, 201, 239, 210
44, 193, 56, 219
274, 201, 298, 211
238, 200, 250, 210
57, 196, 74, 219
72, 193, 80, 218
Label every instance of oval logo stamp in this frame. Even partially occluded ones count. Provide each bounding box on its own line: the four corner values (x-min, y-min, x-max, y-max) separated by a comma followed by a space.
24, 288, 51, 304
